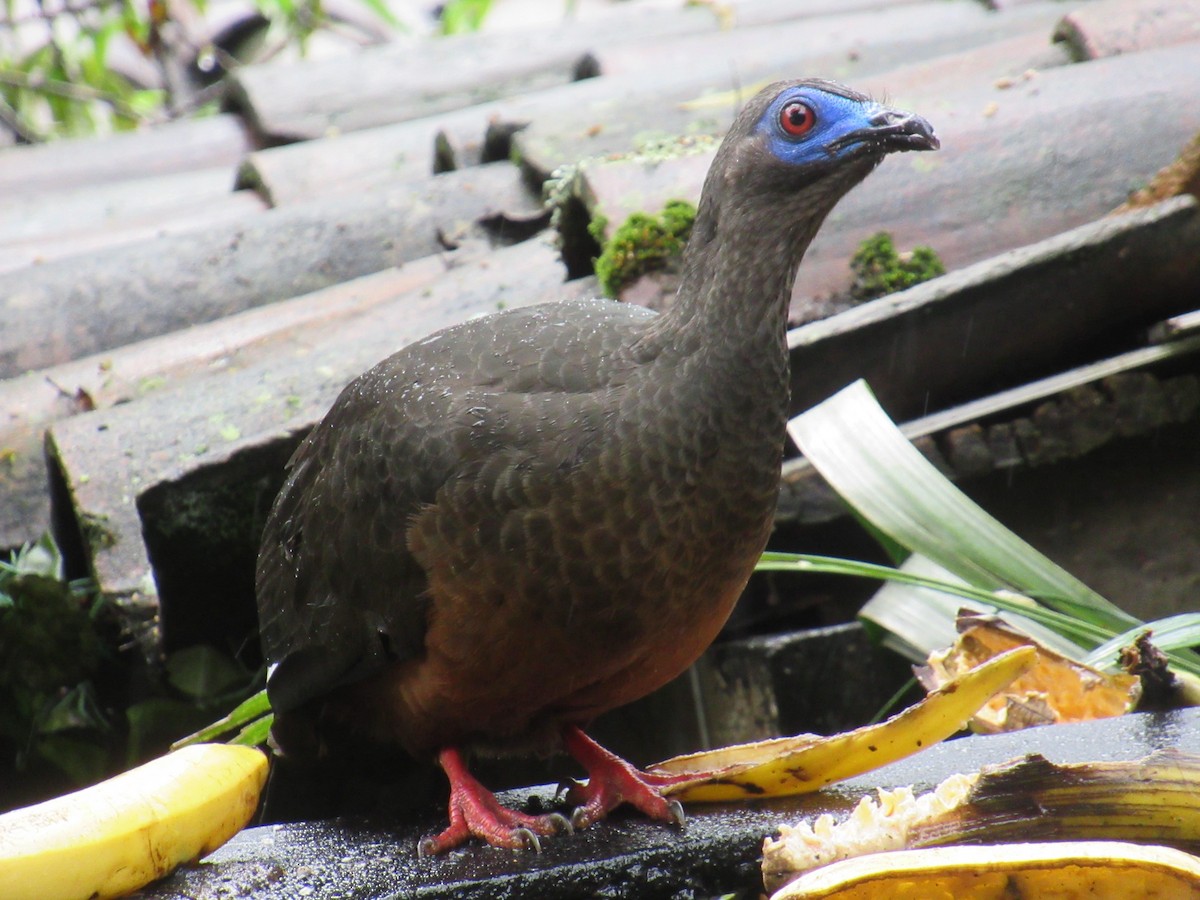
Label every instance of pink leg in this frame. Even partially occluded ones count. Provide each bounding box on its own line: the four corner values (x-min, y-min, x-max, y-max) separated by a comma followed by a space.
418, 747, 572, 855
561, 725, 687, 830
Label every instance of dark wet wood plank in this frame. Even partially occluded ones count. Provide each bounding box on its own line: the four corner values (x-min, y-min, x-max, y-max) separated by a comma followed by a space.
137, 709, 1200, 899
776, 196, 1200, 523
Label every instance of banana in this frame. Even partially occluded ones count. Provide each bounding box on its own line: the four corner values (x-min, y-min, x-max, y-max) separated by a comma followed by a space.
0, 743, 268, 900
770, 841, 1200, 899
909, 748, 1200, 851
647, 645, 1036, 802
762, 749, 1200, 894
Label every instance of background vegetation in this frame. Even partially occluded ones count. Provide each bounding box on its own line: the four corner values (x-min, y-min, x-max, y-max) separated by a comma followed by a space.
0, 0, 493, 141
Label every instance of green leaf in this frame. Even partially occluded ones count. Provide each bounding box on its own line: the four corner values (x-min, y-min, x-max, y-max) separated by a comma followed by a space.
33, 734, 111, 785
355, 0, 400, 28
1083, 614, 1200, 669
784, 379, 1200, 679
173, 687, 273, 747
38, 682, 110, 734
757, 552, 1107, 653
857, 554, 1093, 662
165, 645, 247, 700
2, 532, 65, 581
232, 713, 273, 747
440, 0, 492, 34
126, 697, 212, 762
788, 380, 1138, 634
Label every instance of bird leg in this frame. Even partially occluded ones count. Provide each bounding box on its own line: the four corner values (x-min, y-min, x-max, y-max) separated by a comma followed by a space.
561, 725, 687, 831
418, 747, 573, 856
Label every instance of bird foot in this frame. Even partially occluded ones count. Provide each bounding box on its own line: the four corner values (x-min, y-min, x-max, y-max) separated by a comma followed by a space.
561, 725, 687, 831
418, 748, 573, 856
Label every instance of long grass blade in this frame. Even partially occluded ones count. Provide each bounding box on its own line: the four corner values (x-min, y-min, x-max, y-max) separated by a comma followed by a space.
787, 380, 1138, 633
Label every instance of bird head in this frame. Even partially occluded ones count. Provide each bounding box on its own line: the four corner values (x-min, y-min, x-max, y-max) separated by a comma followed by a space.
695, 80, 938, 237
754, 80, 939, 169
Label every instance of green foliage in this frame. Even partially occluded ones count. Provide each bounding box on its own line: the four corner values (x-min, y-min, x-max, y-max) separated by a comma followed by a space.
0, 534, 100, 691
0, 534, 110, 784
0, 11, 161, 141
775, 380, 1200, 687
593, 199, 697, 298
252, 0, 329, 55
173, 687, 273, 749
0, 532, 262, 802
439, 0, 492, 35
0, 0, 391, 141
850, 231, 945, 300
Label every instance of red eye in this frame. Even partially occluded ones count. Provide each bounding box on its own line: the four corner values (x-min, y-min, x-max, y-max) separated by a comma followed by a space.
780, 101, 816, 137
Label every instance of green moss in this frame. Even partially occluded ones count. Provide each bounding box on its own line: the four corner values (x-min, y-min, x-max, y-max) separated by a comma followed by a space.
850, 231, 945, 300
593, 199, 697, 298
78, 511, 118, 550
586, 211, 609, 248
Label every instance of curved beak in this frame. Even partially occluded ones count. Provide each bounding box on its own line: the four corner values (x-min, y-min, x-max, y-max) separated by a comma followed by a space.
829, 105, 941, 156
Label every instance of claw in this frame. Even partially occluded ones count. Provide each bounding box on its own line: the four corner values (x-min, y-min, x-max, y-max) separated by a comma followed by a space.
546, 811, 575, 836
666, 798, 685, 828
514, 827, 541, 853
419, 747, 572, 855
562, 725, 688, 832
570, 805, 588, 831
554, 778, 581, 801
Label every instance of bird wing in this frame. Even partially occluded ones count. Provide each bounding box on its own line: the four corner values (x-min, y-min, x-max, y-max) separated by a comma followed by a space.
257, 297, 656, 714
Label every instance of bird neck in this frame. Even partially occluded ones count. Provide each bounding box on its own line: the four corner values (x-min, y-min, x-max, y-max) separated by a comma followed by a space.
642, 200, 825, 372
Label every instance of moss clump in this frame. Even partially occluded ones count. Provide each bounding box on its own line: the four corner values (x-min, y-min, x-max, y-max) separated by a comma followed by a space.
850, 231, 945, 300
593, 199, 697, 298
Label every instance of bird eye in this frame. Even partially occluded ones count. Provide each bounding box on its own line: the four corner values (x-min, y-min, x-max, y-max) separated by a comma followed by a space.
779, 101, 816, 137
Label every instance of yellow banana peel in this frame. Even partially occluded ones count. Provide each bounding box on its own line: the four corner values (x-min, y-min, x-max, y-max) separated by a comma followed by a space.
916, 615, 1140, 733
762, 748, 1200, 892
648, 645, 1036, 802
0, 743, 268, 900
769, 841, 1200, 899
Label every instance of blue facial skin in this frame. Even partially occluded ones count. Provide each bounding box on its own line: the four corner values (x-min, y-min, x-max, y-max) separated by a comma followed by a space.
756, 86, 887, 167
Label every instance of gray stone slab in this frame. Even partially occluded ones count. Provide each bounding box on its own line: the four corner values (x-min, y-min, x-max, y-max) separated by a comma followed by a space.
226, 0, 917, 145
1052, 0, 1200, 60
512, 1, 1070, 182
0, 114, 252, 201
43, 237, 592, 657
784, 196, 1200, 426
228, 28, 597, 143
0, 258, 450, 552
563, 39, 1200, 317
0, 162, 540, 378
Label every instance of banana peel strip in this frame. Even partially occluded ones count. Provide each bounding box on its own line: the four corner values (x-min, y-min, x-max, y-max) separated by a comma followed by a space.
0, 743, 268, 900
761, 748, 1200, 893
648, 645, 1036, 802
770, 840, 1200, 899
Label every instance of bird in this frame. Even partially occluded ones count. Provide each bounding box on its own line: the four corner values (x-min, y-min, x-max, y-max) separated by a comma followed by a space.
255, 78, 939, 855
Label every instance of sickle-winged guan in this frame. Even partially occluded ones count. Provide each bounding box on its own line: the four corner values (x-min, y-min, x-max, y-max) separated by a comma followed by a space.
256, 78, 938, 854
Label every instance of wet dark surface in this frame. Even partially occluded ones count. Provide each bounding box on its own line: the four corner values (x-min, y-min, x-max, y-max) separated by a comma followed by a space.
138, 708, 1200, 898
